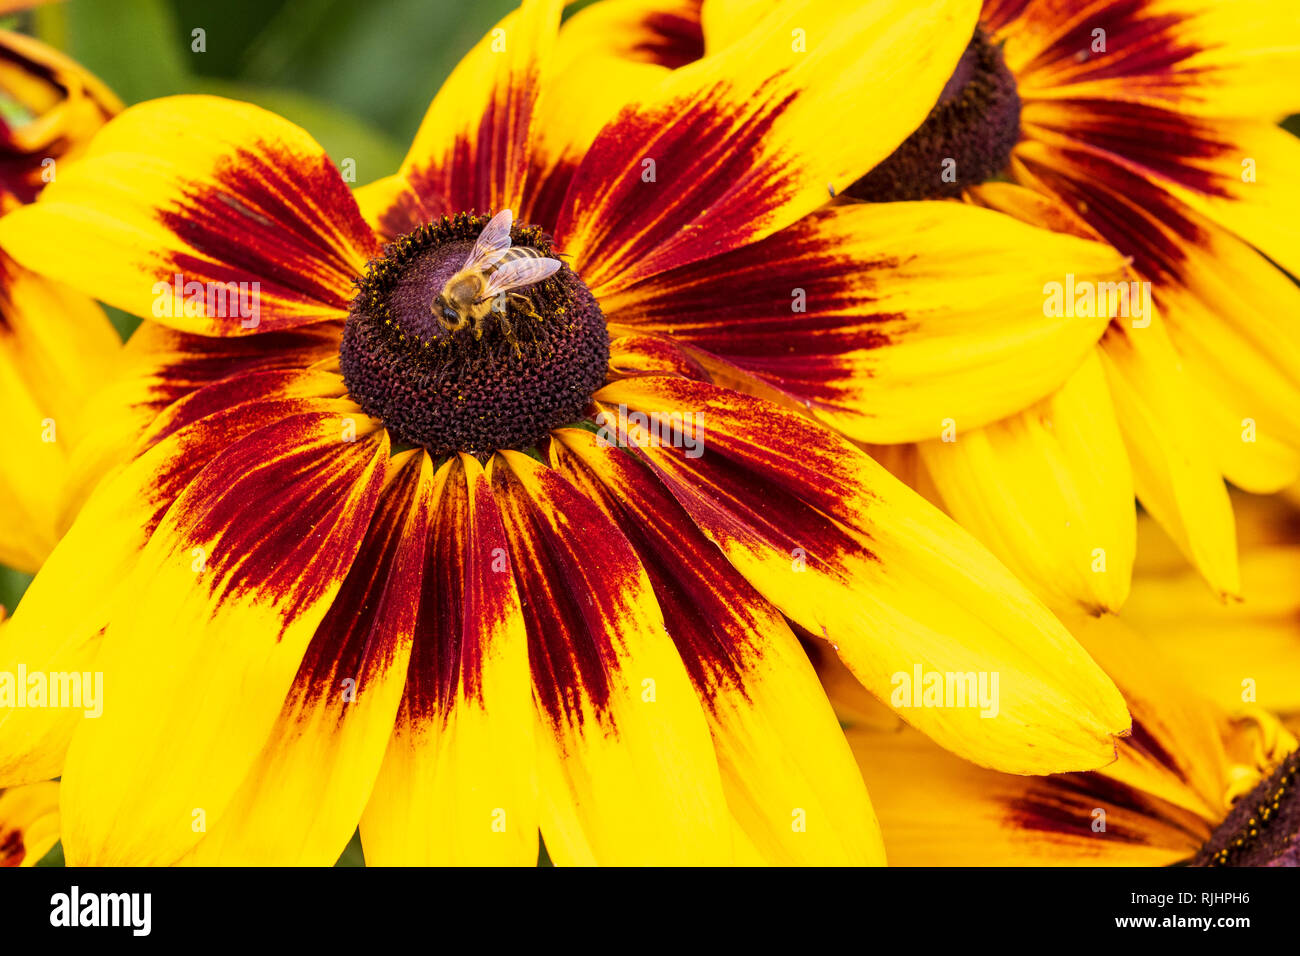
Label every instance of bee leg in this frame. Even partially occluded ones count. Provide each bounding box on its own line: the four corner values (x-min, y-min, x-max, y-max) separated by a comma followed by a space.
495, 305, 524, 358
506, 292, 543, 324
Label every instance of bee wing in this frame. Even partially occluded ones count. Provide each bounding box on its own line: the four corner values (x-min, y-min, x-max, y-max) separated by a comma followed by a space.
462, 208, 514, 272
481, 257, 562, 300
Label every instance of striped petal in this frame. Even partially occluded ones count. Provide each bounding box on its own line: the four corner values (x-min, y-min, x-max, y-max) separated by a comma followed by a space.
59, 413, 388, 865
180, 452, 432, 865
847, 721, 1208, 866
608, 329, 713, 380
491, 449, 731, 864
918, 350, 1137, 614
566, 0, 703, 68
0, 371, 353, 788
549, 427, 884, 864
1117, 200, 1300, 494
1018, 109, 1300, 283
0, 780, 59, 867
555, 0, 981, 295
986, 0, 1300, 119
600, 201, 1127, 442
63, 322, 342, 517
0, 247, 120, 571
361, 455, 537, 866
518, 0, 703, 228
593, 375, 1130, 773
0, 95, 379, 334
844, 614, 1241, 866
357, 0, 561, 240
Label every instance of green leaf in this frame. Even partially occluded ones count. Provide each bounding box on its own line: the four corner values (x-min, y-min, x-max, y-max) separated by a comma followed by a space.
232, 0, 518, 145
38, 0, 190, 105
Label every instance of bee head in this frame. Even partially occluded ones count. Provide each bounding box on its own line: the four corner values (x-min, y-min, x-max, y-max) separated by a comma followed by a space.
434, 296, 465, 332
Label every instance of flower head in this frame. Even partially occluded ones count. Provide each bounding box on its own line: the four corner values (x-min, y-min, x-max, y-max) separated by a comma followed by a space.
0, 0, 1134, 865
605, 0, 1300, 617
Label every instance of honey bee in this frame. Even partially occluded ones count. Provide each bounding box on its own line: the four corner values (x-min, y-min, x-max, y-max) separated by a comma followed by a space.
433, 208, 562, 352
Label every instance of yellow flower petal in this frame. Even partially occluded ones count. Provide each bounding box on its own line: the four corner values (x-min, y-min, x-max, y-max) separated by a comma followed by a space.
919, 350, 1136, 614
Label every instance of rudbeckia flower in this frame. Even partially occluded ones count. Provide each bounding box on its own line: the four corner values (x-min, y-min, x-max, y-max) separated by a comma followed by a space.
0, 28, 121, 571
919, 0, 1300, 613
0, 0, 1132, 865
594, 0, 1300, 615
833, 495, 1300, 866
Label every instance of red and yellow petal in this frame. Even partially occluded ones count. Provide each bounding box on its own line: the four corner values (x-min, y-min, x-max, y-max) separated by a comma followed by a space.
555, 0, 980, 295
1020, 106, 1300, 278
359, 0, 561, 241
361, 455, 538, 866
59, 413, 388, 865
519, 0, 705, 228
491, 449, 731, 864
594, 375, 1130, 774
180, 452, 432, 865
843, 614, 1237, 866
0, 374, 356, 788
600, 201, 1127, 442
608, 329, 713, 380
566, 0, 704, 70
550, 427, 884, 864
0, 95, 378, 334
977, 167, 1300, 495
919, 350, 1137, 615
1066, 614, 1232, 820
0, 248, 120, 570
63, 322, 343, 516
0, 780, 60, 867
1135, 207, 1300, 494
986, 0, 1300, 120
847, 720, 1208, 866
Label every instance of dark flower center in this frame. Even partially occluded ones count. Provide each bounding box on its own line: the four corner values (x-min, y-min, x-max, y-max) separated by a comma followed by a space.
1193, 748, 1300, 866
340, 212, 609, 457
846, 27, 1020, 202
